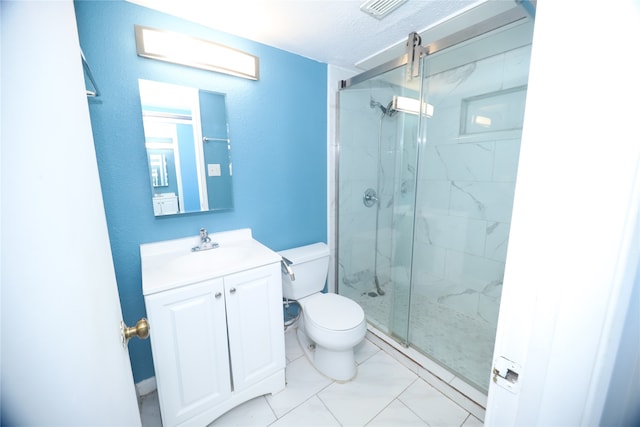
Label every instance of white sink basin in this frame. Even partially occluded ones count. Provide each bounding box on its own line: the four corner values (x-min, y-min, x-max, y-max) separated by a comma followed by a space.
166, 245, 254, 274
141, 229, 281, 295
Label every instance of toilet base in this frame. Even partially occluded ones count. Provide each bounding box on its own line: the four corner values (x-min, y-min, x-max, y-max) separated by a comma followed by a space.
297, 325, 357, 382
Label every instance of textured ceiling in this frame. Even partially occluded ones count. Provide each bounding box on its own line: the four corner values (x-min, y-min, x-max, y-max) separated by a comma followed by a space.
127, 0, 488, 71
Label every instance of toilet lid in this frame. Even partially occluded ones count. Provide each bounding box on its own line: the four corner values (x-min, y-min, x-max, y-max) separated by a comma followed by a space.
304, 293, 365, 331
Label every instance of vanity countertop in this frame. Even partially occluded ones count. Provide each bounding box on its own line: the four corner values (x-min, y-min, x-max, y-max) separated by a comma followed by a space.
141, 228, 281, 295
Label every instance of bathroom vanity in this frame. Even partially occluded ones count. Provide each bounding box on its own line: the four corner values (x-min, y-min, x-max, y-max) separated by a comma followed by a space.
141, 229, 285, 427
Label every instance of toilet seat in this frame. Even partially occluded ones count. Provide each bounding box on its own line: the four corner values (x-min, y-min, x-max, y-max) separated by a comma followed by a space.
303, 293, 365, 331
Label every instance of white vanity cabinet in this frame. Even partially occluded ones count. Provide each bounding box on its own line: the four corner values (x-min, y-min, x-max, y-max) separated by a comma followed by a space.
141, 229, 286, 427
145, 278, 231, 425
152, 193, 179, 216
223, 265, 285, 392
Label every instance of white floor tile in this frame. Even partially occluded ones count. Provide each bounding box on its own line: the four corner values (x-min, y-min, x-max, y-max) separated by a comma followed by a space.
284, 328, 304, 362
270, 396, 340, 427
399, 378, 469, 427
417, 367, 486, 422
462, 414, 484, 427
139, 391, 162, 427
207, 396, 276, 427
450, 376, 488, 408
318, 351, 417, 426
266, 355, 333, 417
354, 338, 380, 364
366, 399, 429, 427
140, 337, 480, 427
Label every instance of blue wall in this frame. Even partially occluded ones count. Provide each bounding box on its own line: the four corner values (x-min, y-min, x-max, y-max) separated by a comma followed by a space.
74, 1, 327, 383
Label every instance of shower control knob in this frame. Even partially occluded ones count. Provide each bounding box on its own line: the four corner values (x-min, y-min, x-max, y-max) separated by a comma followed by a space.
363, 188, 378, 208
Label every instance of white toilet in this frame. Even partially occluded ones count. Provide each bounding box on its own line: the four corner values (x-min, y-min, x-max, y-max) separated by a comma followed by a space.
279, 242, 366, 382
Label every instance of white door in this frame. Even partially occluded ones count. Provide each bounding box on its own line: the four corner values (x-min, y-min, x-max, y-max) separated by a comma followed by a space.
485, 0, 640, 425
1, 2, 141, 425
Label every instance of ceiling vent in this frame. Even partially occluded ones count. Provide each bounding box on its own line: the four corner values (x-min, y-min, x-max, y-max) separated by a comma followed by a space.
360, 0, 408, 20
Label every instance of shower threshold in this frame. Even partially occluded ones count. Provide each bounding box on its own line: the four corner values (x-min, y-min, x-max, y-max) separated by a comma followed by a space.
365, 323, 488, 421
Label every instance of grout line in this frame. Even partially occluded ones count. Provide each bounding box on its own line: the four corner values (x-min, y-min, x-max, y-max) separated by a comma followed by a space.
315, 392, 344, 427
366, 327, 486, 420
262, 396, 279, 426
393, 395, 431, 426
361, 369, 421, 426
142, 332, 484, 426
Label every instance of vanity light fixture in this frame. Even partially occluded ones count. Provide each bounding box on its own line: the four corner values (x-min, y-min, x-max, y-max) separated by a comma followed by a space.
392, 95, 434, 117
134, 25, 259, 80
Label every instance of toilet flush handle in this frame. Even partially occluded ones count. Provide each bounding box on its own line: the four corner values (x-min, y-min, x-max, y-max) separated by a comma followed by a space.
281, 257, 296, 281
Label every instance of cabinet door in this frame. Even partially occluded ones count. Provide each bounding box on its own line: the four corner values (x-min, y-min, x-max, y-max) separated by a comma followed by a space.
224, 263, 285, 392
145, 279, 231, 427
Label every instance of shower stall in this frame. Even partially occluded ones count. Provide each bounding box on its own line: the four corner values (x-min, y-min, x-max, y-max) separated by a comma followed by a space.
336, 9, 534, 394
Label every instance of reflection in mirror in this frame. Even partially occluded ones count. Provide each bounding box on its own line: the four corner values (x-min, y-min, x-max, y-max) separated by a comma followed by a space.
138, 79, 233, 216
149, 154, 169, 187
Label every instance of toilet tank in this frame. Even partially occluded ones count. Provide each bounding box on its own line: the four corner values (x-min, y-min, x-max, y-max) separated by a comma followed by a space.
278, 243, 329, 300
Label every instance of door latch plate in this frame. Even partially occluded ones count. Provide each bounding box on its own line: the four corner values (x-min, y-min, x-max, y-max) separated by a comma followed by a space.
492, 356, 521, 393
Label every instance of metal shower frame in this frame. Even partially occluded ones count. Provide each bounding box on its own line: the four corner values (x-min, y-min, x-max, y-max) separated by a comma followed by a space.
334, 3, 533, 295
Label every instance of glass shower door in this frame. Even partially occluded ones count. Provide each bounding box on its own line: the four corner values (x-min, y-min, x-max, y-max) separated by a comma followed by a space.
337, 63, 421, 344
408, 29, 532, 390
337, 18, 533, 394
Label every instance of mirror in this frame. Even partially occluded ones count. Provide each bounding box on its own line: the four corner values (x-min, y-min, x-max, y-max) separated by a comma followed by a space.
138, 79, 233, 216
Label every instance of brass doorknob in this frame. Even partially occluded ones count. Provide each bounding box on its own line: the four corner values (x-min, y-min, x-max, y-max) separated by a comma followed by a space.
122, 318, 150, 344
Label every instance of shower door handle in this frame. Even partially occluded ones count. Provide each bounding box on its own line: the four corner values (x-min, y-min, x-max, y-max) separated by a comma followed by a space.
363, 188, 378, 207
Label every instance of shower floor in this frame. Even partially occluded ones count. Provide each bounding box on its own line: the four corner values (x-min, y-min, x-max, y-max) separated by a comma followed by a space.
345, 278, 496, 392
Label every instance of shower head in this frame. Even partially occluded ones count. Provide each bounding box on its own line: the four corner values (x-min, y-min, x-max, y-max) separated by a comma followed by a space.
370, 99, 386, 114
370, 98, 397, 117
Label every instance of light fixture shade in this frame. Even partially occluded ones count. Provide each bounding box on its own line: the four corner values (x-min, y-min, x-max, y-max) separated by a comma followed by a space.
134, 25, 259, 80
392, 96, 434, 117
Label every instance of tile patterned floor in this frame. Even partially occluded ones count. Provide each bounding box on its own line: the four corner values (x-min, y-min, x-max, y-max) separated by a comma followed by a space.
139, 328, 484, 426
351, 286, 495, 391
341, 269, 496, 392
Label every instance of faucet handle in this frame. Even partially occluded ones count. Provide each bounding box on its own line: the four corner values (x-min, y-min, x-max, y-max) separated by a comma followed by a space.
199, 228, 212, 242
191, 228, 217, 251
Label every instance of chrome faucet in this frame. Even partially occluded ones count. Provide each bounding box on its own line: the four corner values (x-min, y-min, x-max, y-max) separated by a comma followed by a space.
191, 228, 219, 252
281, 256, 295, 281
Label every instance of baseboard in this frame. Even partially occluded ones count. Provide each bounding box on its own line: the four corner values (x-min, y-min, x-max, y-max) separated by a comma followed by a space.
135, 376, 157, 398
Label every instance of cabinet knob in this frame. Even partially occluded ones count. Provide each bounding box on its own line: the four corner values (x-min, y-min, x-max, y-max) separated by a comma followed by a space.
229, 288, 236, 294
215, 292, 222, 298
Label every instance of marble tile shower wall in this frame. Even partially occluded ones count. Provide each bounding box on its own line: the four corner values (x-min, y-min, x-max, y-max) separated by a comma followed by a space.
372, 99, 419, 287
410, 44, 531, 326
338, 44, 531, 326
338, 85, 399, 294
